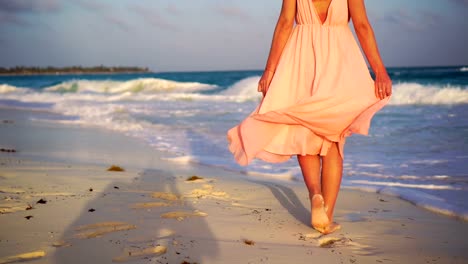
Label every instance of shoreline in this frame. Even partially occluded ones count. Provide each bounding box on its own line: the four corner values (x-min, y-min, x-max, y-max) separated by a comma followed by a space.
2, 102, 465, 223
0, 108, 467, 263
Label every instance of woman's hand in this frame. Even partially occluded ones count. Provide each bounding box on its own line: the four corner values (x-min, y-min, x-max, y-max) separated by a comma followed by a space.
374, 71, 392, 99
258, 69, 275, 96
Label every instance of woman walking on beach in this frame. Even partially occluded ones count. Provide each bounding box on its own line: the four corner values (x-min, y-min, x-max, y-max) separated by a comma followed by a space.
227, 0, 392, 234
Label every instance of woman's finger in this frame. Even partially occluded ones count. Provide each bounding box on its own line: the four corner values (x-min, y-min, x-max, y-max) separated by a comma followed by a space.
258, 79, 265, 92
379, 82, 386, 99
386, 82, 392, 97
376, 82, 382, 99
374, 82, 379, 98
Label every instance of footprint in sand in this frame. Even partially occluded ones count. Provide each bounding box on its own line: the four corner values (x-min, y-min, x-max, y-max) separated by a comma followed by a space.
318, 236, 377, 255
152, 192, 179, 201
0, 187, 25, 194
74, 221, 136, 239
0, 251, 45, 264
131, 192, 180, 209
318, 237, 347, 248
298, 232, 322, 241
131, 202, 171, 209
112, 245, 167, 263
127, 229, 174, 244
184, 184, 229, 200
30, 192, 75, 197
161, 210, 208, 221
345, 238, 380, 256
156, 228, 174, 238
52, 240, 72, 248
0, 203, 30, 214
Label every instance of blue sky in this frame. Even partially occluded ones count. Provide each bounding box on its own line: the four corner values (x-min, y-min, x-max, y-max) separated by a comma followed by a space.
0, 0, 467, 72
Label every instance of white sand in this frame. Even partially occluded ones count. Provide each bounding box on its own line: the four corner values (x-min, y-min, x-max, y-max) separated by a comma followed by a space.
0, 108, 467, 264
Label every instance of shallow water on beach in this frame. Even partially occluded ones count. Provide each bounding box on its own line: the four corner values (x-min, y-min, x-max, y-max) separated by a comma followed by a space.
1, 66, 467, 220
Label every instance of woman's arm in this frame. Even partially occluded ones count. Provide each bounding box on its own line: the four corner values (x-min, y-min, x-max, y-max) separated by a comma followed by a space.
349, 0, 392, 99
258, 0, 297, 96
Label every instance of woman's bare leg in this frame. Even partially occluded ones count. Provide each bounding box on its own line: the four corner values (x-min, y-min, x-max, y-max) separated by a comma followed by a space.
321, 142, 343, 224
298, 155, 321, 195
298, 155, 329, 231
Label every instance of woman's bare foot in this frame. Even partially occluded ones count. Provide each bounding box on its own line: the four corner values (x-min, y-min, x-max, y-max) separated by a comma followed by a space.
322, 222, 341, 235
311, 194, 330, 233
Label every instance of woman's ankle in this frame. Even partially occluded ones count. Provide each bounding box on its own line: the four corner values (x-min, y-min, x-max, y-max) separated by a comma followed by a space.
309, 192, 322, 199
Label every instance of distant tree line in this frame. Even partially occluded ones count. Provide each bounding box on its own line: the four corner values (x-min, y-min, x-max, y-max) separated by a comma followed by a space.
0, 65, 150, 75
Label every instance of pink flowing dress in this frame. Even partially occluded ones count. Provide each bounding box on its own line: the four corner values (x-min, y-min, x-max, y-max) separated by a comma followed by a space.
227, 0, 390, 166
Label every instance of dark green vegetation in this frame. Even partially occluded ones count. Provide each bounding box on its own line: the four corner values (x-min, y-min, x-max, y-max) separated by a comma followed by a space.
0, 66, 150, 75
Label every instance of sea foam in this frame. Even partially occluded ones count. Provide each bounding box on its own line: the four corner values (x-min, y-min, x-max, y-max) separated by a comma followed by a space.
0, 84, 30, 94
222, 76, 261, 97
389, 82, 468, 105
44, 78, 217, 94
2, 78, 467, 105
220, 78, 468, 105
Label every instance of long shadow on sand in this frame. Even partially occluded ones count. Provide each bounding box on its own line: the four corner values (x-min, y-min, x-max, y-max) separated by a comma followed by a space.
250, 180, 310, 227
53, 168, 218, 264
